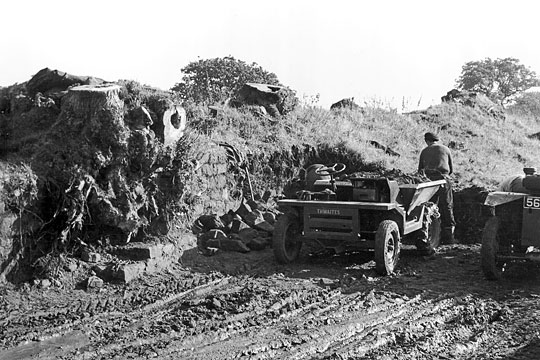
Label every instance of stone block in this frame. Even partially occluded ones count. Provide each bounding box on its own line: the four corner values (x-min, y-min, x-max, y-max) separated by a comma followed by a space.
215, 163, 228, 174
81, 250, 101, 263
235, 201, 253, 218
247, 237, 267, 251
145, 258, 161, 274
214, 174, 227, 188
100, 243, 177, 283
65, 260, 78, 272
114, 262, 146, 283
198, 229, 228, 249
39, 279, 52, 289
263, 212, 276, 225
145, 255, 175, 274
161, 243, 175, 257
262, 190, 275, 202
237, 228, 260, 243
255, 220, 274, 233
206, 238, 250, 253
201, 164, 214, 176
92, 264, 114, 281
254, 221, 274, 233
113, 242, 160, 260
230, 218, 251, 233
222, 188, 229, 201
192, 215, 226, 234
86, 275, 104, 289
192, 203, 204, 215
247, 199, 261, 210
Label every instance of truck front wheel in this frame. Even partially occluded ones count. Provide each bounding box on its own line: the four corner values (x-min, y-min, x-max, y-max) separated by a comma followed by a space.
273, 213, 303, 264
375, 220, 401, 275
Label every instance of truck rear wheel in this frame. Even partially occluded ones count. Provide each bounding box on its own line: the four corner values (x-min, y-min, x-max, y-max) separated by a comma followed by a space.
273, 213, 303, 264
426, 215, 441, 248
415, 213, 441, 255
481, 216, 503, 280
375, 220, 401, 275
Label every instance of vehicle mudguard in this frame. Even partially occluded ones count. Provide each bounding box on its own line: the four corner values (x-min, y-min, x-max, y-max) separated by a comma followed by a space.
484, 191, 527, 207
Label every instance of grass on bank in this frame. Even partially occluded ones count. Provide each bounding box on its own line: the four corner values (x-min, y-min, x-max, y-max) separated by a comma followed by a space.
185, 97, 540, 192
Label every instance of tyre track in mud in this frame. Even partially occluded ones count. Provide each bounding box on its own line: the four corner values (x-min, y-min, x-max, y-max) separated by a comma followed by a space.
0, 269, 225, 359
157, 292, 499, 360
72, 277, 340, 359
363, 296, 540, 360
2, 245, 540, 360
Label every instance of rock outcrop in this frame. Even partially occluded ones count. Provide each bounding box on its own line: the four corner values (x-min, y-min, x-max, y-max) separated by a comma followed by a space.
441, 89, 506, 121
330, 97, 362, 111
229, 83, 297, 116
26, 68, 104, 97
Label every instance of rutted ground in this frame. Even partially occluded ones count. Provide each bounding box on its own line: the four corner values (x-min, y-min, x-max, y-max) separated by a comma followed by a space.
1, 243, 540, 360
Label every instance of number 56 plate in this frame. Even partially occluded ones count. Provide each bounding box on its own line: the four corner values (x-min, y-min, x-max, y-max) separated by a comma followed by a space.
524, 196, 540, 209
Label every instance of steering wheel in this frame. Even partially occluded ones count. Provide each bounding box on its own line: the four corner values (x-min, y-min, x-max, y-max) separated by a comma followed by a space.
315, 163, 347, 176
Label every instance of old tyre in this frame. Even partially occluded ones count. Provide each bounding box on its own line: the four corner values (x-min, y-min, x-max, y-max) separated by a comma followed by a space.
273, 213, 303, 264
375, 220, 401, 275
481, 216, 503, 280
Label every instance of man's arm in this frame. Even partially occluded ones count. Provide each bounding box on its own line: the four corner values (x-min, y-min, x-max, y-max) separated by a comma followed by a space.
447, 149, 453, 175
418, 150, 424, 172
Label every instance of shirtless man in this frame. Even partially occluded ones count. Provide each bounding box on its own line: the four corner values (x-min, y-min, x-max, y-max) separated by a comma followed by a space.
418, 132, 456, 244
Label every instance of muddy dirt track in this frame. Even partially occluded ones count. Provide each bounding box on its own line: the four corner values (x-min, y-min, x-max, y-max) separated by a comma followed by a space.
1, 242, 540, 360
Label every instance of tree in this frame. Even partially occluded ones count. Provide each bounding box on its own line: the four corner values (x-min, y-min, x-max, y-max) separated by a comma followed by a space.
172, 56, 281, 104
456, 57, 539, 105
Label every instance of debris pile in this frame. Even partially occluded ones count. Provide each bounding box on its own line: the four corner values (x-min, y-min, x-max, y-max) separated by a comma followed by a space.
343, 168, 431, 185
193, 195, 279, 255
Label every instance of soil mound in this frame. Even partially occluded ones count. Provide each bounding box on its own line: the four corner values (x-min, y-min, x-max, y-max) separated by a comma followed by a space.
0, 69, 234, 283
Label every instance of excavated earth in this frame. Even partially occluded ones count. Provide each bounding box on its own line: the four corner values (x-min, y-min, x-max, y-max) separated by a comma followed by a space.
1, 237, 540, 360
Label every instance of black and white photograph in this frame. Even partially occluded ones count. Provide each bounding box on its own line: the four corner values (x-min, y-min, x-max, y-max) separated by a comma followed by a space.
1, 1, 540, 359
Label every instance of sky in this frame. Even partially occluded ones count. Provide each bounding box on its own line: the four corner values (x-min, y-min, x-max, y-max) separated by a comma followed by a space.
2, 0, 540, 111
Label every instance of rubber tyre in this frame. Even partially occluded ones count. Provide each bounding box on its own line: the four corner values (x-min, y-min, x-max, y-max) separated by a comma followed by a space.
273, 213, 303, 264
481, 217, 503, 280
415, 216, 441, 253
375, 220, 401, 275
427, 217, 441, 249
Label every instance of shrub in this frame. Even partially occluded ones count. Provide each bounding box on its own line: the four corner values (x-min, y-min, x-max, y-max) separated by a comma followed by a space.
507, 92, 540, 120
